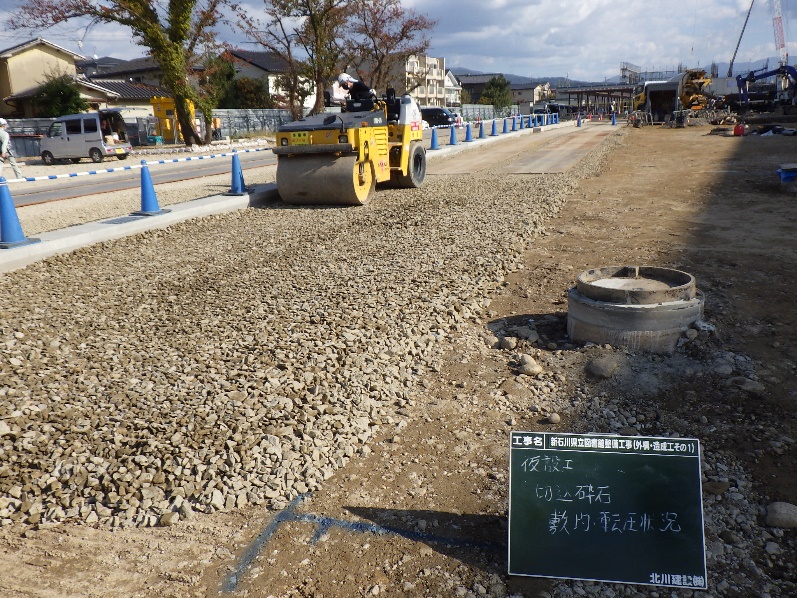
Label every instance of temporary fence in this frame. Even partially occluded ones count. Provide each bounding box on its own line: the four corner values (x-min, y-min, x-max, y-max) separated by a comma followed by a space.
211, 109, 292, 139
456, 104, 519, 123
3, 108, 293, 158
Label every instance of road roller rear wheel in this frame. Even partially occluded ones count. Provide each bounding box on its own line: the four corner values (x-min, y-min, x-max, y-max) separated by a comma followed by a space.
277, 154, 375, 206
393, 142, 426, 188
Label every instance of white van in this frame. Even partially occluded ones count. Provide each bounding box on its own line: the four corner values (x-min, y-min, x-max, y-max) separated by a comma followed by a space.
40, 110, 132, 165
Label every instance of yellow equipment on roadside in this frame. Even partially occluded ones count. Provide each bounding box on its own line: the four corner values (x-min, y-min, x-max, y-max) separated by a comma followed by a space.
272, 90, 426, 206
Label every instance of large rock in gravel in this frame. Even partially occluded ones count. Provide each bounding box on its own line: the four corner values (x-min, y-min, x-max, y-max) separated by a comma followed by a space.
585, 353, 626, 379
766, 502, 797, 528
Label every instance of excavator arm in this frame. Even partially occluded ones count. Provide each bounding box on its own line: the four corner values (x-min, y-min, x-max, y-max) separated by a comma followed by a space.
736, 65, 797, 105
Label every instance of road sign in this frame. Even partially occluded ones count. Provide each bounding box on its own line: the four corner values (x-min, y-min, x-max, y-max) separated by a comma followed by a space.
508, 432, 707, 589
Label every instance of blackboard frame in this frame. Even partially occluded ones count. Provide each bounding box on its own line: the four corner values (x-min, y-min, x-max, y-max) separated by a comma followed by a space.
508, 431, 707, 589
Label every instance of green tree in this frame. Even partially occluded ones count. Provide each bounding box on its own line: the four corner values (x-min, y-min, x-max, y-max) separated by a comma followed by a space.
221, 77, 274, 109
200, 51, 237, 110
32, 73, 89, 117
6, 0, 232, 145
478, 75, 511, 109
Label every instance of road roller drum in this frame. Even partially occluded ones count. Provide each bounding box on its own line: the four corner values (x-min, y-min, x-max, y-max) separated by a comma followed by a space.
275, 154, 375, 206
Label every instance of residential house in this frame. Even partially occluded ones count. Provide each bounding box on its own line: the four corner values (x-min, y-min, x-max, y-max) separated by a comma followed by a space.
510, 82, 552, 105
82, 55, 180, 88
406, 54, 446, 107
456, 73, 504, 104
3, 74, 171, 119
76, 56, 129, 77
227, 49, 289, 93
444, 70, 462, 107
0, 37, 85, 117
91, 49, 314, 111
0, 39, 173, 118
227, 49, 314, 110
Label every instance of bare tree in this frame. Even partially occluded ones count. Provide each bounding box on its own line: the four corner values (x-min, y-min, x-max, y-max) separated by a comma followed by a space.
342, 0, 436, 93
240, 1, 349, 116
6, 0, 232, 145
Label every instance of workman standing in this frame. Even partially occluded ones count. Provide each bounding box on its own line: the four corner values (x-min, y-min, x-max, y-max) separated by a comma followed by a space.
0, 118, 23, 180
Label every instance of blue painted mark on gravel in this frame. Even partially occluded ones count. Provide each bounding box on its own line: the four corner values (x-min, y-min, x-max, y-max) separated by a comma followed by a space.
221, 494, 502, 593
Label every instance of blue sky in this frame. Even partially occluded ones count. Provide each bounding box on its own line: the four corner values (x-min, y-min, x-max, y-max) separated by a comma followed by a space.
0, 0, 793, 81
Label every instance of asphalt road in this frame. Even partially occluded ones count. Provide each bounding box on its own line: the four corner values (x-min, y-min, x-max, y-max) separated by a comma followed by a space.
10, 150, 278, 207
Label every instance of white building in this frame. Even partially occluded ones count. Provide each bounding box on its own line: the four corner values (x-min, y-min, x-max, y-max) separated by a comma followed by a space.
406, 54, 446, 107
444, 70, 462, 107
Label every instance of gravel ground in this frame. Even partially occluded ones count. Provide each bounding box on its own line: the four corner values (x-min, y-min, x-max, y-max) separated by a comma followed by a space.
1, 131, 592, 527
1, 126, 794, 597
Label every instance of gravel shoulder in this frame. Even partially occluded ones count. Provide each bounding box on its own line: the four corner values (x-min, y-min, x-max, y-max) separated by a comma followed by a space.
0, 123, 795, 597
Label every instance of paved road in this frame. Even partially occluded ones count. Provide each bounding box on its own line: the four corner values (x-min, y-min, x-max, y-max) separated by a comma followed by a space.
10, 151, 277, 207
427, 122, 612, 175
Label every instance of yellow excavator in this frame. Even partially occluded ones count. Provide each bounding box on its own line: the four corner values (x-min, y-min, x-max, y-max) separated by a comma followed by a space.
632, 69, 712, 114
272, 90, 426, 206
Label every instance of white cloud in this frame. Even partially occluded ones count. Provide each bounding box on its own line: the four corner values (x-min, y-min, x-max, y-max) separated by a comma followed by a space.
0, 0, 793, 81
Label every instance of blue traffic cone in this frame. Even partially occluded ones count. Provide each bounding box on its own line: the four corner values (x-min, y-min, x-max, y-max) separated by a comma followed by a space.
577, 113, 582, 127
611, 113, 617, 125
511, 117, 517, 132
502, 119, 509, 134
490, 120, 498, 136
132, 162, 169, 216
479, 121, 485, 139
430, 128, 439, 150
0, 179, 39, 249
519, 116, 525, 130
465, 123, 473, 142
449, 126, 458, 145
225, 153, 247, 195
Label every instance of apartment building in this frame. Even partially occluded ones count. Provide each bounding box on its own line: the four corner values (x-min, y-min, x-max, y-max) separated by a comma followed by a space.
406, 54, 446, 107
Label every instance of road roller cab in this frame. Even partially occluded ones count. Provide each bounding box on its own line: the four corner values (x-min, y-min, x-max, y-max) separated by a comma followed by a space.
273, 90, 426, 206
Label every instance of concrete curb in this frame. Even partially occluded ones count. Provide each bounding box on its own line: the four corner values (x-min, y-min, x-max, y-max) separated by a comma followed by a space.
0, 120, 576, 274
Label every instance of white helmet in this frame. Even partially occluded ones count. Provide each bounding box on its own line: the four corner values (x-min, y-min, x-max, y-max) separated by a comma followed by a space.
338, 73, 355, 85
0, 118, 7, 126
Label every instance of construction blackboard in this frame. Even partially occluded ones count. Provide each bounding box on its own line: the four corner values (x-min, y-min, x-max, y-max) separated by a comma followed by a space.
508, 432, 707, 589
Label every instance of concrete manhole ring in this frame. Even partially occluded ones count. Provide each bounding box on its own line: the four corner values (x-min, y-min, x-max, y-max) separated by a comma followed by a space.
567, 265, 704, 353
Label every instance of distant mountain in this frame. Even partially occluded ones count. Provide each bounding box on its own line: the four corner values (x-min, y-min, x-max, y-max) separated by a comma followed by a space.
449, 67, 483, 77
711, 56, 780, 78
449, 67, 531, 83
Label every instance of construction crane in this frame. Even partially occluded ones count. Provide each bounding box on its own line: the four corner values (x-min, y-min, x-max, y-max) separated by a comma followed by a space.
772, 0, 788, 67
728, 0, 756, 77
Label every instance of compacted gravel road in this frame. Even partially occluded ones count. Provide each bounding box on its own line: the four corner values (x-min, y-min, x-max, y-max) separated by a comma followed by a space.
0, 121, 795, 598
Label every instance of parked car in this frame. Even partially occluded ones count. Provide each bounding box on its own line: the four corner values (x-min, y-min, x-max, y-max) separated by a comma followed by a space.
420, 107, 456, 127
40, 109, 132, 164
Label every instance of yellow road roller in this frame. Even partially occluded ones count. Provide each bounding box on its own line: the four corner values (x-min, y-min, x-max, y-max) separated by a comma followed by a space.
272, 91, 426, 206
